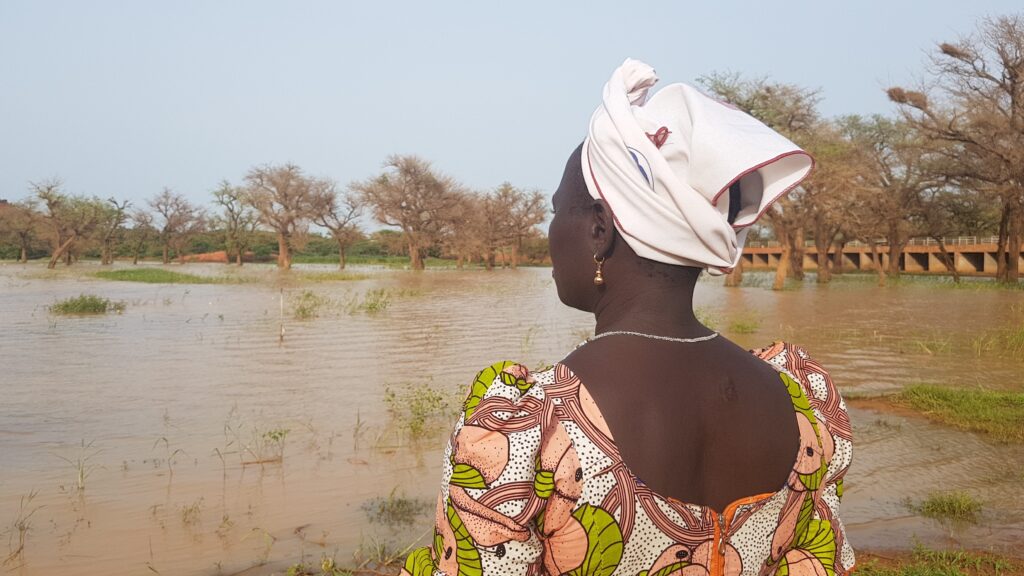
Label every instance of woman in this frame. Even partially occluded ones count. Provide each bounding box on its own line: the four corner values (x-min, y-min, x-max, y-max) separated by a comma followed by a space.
404, 60, 854, 576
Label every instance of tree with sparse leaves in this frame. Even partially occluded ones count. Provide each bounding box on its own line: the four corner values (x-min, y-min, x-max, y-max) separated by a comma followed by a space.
149, 188, 205, 264
212, 181, 260, 266
243, 164, 328, 270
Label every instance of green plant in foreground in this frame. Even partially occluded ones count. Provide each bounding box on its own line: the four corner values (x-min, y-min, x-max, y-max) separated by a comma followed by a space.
857, 544, 1016, 576
894, 385, 1024, 443
49, 294, 125, 315
905, 491, 983, 523
53, 439, 103, 491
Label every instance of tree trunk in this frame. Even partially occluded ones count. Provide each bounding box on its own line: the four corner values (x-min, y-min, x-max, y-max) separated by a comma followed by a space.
868, 242, 886, 287
456, 254, 464, 270
935, 237, 960, 283
510, 243, 519, 270
235, 249, 243, 266
789, 228, 805, 280
832, 240, 846, 275
773, 240, 791, 291
724, 257, 743, 287
162, 243, 170, 265
408, 241, 424, 270
19, 241, 28, 263
48, 234, 77, 269
996, 204, 1009, 282
277, 232, 291, 269
886, 223, 904, 277
337, 240, 347, 270
1007, 203, 1021, 283
485, 249, 495, 271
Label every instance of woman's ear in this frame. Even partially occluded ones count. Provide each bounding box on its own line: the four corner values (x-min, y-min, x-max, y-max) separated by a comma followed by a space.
590, 199, 616, 258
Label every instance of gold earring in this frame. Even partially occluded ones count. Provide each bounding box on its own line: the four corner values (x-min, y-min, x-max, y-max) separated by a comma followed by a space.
593, 255, 606, 286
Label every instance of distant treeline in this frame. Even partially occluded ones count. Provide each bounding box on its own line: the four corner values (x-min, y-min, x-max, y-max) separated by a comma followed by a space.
2, 14, 1023, 285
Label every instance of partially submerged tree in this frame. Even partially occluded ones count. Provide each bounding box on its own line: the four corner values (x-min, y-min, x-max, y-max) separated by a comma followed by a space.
244, 164, 327, 269
355, 155, 464, 270
96, 198, 131, 265
34, 179, 107, 269
0, 199, 41, 262
496, 184, 547, 269
127, 209, 154, 265
212, 181, 260, 266
149, 188, 205, 264
888, 14, 1024, 283
311, 185, 363, 269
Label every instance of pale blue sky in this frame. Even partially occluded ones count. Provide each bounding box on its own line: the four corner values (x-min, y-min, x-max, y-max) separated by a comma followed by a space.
2, 1, 1020, 207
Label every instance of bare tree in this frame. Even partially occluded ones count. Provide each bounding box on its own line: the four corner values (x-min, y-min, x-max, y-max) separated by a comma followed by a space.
212, 181, 260, 266
149, 188, 205, 264
34, 179, 106, 269
888, 14, 1024, 283
96, 198, 131, 265
127, 209, 154, 265
355, 155, 464, 270
0, 199, 41, 262
243, 164, 327, 269
312, 185, 363, 269
496, 184, 547, 269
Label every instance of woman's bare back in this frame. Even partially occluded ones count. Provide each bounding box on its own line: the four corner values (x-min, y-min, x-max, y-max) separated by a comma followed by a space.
562, 335, 800, 512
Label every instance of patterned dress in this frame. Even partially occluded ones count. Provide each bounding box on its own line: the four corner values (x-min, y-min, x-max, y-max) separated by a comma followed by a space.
403, 342, 854, 576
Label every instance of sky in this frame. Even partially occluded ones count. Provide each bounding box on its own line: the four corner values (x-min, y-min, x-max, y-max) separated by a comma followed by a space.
1, 1, 1021, 209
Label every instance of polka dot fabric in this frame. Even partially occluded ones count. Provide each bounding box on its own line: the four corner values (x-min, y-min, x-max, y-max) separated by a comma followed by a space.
401, 344, 854, 576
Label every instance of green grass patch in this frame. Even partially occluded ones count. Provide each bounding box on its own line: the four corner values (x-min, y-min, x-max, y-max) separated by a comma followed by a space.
905, 491, 983, 523
383, 382, 456, 437
859, 545, 1017, 576
50, 294, 125, 315
360, 491, 431, 526
296, 271, 371, 282
94, 268, 239, 284
893, 385, 1024, 443
727, 312, 761, 334
292, 290, 327, 320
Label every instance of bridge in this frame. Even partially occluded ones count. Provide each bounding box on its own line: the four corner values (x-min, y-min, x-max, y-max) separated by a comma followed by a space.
743, 236, 1024, 276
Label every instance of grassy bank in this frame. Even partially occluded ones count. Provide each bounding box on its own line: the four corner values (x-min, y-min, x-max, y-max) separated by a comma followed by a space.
94, 268, 245, 284
859, 547, 1022, 576
892, 385, 1024, 443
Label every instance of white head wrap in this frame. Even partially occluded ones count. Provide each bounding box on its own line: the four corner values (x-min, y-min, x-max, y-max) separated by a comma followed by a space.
582, 59, 813, 275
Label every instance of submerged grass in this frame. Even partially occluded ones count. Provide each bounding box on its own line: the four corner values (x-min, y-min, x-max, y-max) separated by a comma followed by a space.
858, 546, 1018, 576
296, 271, 371, 282
893, 385, 1024, 443
383, 382, 456, 438
49, 294, 125, 315
94, 268, 240, 284
905, 491, 983, 523
360, 491, 432, 526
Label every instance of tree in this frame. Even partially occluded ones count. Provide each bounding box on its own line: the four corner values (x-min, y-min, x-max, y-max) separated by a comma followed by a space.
244, 164, 327, 270
355, 155, 464, 270
96, 198, 131, 265
888, 14, 1024, 283
34, 179, 107, 269
0, 199, 41, 262
495, 183, 547, 269
212, 181, 260, 266
149, 188, 205, 264
311, 185, 363, 269
127, 209, 154, 265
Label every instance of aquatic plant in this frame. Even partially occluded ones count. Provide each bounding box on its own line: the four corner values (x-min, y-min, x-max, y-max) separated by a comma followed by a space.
727, 312, 761, 334
383, 382, 454, 438
180, 497, 204, 526
53, 439, 103, 491
347, 288, 391, 314
292, 290, 327, 320
296, 271, 370, 283
360, 490, 431, 526
94, 268, 237, 284
894, 385, 1024, 443
2, 491, 41, 568
49, 294, 125, 315
906, 491, 983, 523
694, 307, 719, 330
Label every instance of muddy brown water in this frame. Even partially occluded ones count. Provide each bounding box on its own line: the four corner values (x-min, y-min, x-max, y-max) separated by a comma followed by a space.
1, 262, 1022, 575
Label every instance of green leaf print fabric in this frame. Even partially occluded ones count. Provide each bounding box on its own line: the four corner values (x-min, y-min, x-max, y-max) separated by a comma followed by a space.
401, 343, 854, 576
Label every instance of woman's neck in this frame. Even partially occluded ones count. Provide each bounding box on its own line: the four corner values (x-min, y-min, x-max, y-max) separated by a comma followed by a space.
592, 280, 710, 338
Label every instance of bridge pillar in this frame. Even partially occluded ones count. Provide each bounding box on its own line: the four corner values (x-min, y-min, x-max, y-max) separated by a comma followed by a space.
906, 252, 927, 272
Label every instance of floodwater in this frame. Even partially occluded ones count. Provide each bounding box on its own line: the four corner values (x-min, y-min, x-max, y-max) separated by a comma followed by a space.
0, 263, 1022, 575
